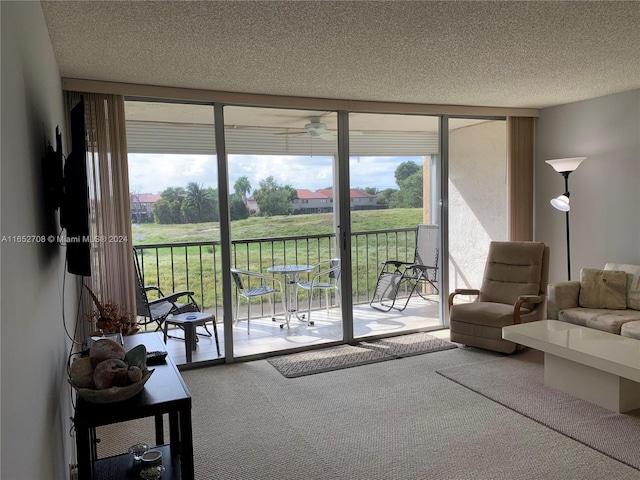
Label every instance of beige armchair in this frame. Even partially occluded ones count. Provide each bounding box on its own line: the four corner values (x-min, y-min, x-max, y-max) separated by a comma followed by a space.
448, 241, 549, 354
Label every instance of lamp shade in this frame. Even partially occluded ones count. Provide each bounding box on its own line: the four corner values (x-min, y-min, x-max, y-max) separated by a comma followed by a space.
545, 157, 587, 173
550, 195, 570, 212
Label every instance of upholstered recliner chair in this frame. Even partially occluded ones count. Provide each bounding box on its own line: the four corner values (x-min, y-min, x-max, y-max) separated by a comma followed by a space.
448, 241, 550, 354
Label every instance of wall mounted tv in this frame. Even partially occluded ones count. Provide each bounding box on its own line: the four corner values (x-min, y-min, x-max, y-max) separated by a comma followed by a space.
60, 97, 91, 277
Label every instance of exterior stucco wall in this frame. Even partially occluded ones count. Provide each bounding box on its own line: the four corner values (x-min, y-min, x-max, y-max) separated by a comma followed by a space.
448, 120, 508, 291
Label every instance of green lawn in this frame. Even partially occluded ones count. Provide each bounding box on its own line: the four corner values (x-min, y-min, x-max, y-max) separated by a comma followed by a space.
132, 208, 423, 244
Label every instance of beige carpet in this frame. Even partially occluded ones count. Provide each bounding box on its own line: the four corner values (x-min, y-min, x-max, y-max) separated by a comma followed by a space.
436, 348, 640, 471
95, 346, 640, 479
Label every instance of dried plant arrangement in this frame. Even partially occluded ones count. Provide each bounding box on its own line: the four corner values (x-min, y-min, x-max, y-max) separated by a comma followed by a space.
85, 285, 139, 336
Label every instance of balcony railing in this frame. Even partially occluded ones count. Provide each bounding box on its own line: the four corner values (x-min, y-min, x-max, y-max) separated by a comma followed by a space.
134, 227, 417, 320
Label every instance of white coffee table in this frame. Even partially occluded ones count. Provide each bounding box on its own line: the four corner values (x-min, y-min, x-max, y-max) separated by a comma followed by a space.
502, 320, 640, 413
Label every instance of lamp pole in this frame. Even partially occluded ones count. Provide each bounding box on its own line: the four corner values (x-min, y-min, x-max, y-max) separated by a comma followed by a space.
561, 172, 571, 281
546, 157, 586, 282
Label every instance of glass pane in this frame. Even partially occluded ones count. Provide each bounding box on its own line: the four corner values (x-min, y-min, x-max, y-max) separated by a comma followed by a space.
349, 113, 442, 339
223, 106, 342, 357
125, 100, 222, 364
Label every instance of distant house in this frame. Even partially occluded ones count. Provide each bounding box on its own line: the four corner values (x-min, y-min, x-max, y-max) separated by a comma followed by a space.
316, 188, 381, 211
130, 193, 161, 222
292, 189, 333, 214
288, 188, 382, 215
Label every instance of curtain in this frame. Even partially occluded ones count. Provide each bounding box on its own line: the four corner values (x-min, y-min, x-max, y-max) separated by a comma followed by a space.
507, 116, 535, 241
65, 92, 135, 331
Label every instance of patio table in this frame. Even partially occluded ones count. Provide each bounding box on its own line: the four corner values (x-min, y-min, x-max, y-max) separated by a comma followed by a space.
267, 264, 315, 328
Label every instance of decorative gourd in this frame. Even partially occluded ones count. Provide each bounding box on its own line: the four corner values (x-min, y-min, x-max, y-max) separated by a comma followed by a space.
94, 358, 128, 389
90, 338, 126, 367
70, 357, 95, 389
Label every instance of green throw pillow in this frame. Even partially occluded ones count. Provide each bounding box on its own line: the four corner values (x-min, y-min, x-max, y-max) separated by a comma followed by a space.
579, 268, 627, 309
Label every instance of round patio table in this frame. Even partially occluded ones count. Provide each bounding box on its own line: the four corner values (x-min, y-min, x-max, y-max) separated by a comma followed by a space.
267, 264, 315, 328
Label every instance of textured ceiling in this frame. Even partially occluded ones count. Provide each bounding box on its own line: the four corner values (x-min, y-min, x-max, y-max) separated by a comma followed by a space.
41, 1, 640, 109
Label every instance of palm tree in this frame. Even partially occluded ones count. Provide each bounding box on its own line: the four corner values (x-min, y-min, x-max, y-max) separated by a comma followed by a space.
234, 176, 252, 205
185, 182, 212, 222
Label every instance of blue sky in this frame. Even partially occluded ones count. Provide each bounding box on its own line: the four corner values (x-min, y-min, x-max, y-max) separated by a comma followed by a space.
128, 154, 420, 194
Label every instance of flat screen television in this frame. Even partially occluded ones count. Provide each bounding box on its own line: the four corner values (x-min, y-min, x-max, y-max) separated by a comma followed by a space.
61, 97, 91, 277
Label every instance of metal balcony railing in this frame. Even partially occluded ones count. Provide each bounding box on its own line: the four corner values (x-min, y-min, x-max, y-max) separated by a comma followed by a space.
133, 227, 417, 321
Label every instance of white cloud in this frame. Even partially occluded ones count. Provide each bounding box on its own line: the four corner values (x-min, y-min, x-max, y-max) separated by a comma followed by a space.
128, 153, 422, 194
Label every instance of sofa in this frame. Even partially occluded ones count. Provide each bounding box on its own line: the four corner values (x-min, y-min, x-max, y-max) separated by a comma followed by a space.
547, 263, 640, 339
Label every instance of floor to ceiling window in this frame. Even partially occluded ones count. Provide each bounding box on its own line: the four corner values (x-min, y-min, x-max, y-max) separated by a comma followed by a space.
125, 100, 222, 363
223, 106, 343, 358
121, 96, 512, 365
347, 112, 443, 339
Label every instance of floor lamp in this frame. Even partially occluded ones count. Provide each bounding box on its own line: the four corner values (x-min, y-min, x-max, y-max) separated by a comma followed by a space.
545, 157, 587, 281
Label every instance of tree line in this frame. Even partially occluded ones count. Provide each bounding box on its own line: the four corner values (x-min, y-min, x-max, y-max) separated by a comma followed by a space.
151, 161, 422, 224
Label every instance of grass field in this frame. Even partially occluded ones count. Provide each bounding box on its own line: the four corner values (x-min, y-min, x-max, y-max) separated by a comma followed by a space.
133, 208, 424, 313
132, 208, 423, 244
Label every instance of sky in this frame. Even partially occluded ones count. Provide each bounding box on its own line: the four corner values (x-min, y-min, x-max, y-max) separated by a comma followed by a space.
127, 154, 422, 195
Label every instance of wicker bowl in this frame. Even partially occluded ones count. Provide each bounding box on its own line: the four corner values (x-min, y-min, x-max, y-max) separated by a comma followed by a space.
70, 369, 153, 404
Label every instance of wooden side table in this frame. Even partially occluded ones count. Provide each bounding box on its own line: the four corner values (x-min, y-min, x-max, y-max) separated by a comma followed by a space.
164, 312, 219, 362
74, 332, 194, 480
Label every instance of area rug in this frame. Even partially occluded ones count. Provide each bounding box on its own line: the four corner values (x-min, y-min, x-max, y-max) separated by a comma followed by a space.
436, 349, 640, 471
360, 331, 458, 357
268, 332, 457, 378
267, 344, 391, 378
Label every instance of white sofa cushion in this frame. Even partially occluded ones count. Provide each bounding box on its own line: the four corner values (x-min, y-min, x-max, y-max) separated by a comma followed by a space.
620, 320, 640, 340
579, 268, 627, 309
605, 263, 640, 310
559, 307, 640, 334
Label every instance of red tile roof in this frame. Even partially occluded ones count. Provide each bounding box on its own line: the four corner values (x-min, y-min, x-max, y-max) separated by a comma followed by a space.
131, 193, 161, 203
296, 189, 331, 200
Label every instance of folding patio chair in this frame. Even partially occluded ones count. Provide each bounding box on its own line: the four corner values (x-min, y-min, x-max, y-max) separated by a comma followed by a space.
370, 224, 439, 312
134, 248, 213, 340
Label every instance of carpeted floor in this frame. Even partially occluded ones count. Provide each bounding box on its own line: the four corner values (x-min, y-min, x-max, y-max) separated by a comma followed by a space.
436, 348, 640, 471
267, 332, 457, 377
95, 345, 640, 480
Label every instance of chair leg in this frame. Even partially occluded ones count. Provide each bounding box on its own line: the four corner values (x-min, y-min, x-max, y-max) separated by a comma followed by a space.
247, 302, 251, 334
325, 289, 330, 314
307, 289, 313, 326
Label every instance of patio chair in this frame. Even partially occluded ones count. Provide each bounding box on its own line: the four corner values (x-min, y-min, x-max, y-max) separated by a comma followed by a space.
448, 241, 549, 354
134, 248, 213, 340
370, 224, 439, 312
297, 259, 341, 326
231, 268, 285, 333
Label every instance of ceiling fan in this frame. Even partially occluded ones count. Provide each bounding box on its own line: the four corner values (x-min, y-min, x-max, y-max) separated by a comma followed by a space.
274, 116, 337, 140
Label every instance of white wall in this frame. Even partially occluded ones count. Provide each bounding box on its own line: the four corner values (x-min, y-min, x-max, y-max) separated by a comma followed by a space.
1, 3, 78, 479
535, 90, 640, 283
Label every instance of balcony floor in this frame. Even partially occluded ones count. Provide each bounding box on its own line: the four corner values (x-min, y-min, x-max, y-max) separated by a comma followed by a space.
157, 295, 445, 366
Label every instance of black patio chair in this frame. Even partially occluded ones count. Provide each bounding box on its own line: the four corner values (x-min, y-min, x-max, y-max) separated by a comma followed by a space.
133, 248, 212, 339
370, 224, 439, 312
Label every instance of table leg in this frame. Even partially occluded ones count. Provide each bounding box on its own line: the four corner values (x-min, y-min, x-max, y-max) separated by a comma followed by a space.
282, 274, 292, 328
185, 323, 195, 363
169, 412, 180, 448
179, 408, 195, 480
76, 426, 92, 480
155, 414, 164, 445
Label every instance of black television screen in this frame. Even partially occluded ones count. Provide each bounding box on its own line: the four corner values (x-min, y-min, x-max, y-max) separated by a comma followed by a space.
61, 97, 91, 277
